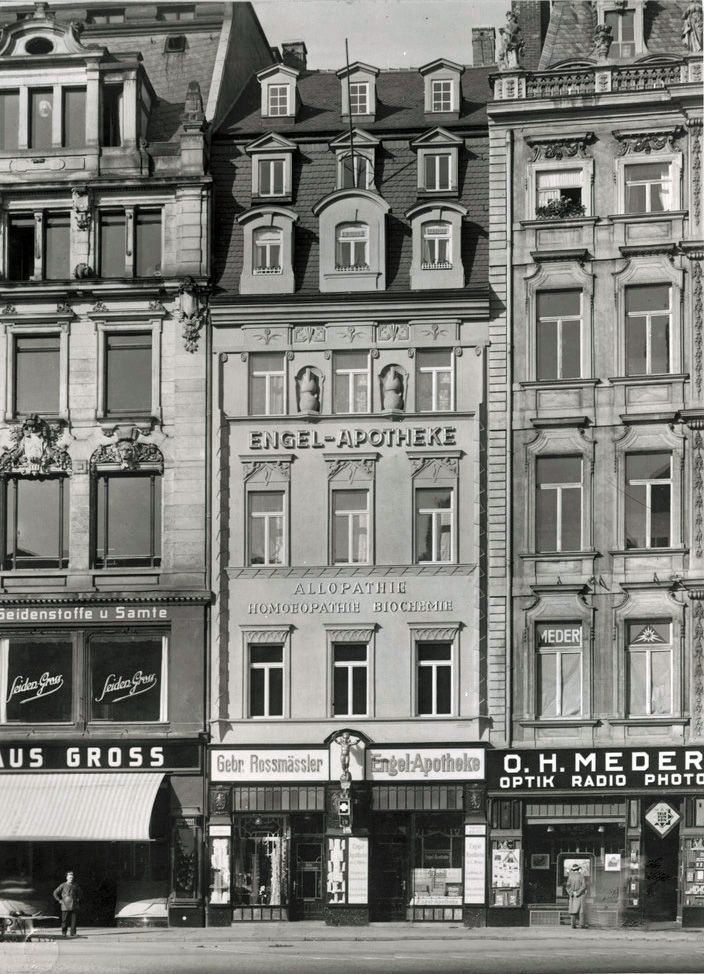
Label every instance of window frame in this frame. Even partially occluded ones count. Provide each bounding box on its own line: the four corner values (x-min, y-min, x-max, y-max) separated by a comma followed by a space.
348, 81, 369, 116
252, 227, 283, 275
421, 221, 452, 269
1, 474, 70, 571
95, 318, 162, 423
415, 640, 455, 717
333, 350, 371, 414
5, 322, 69, 421
92, 468, 163, 570
626, 619, 673, 718
246, 488, 287, 567
330, 486, 371, 566
338, 152, 373, 190
535, 622, 583, 719
624, 451, 672, 551
430, 79, 454, 113
614, 153, 681, 215
256, 157, 287, 199
623, 160, 674, 215
242, 629, 292, 720
624, 283, 671, 376
413, 484, 455, 565
536, 290, 583, 382
0, 634, 76, 725
248, 352, 287, 416
527, 159, 593, 219
87, 631, 168, 724
416, 348, 454, 412
267, 84, 290, 117
535, 455, 583, 554
335, 221, 370, 271
331, 642, 369, 718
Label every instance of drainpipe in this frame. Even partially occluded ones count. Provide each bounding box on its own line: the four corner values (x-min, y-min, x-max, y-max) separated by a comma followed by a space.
505, 128, 514, 749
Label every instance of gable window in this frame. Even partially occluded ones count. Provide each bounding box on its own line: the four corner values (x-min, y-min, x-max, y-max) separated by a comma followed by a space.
249, 353, 286, 416
248, 491, 285, 566
3, 476, 69, 569
8, 215, 35, 281
90, 634, 166, 722
421, 222, 452, 268
253, 228, 282, 274
267, 85, 289, 117
431, 79, 453, 112
332, 489, 369, 564
624, 162, 672, 214
99, 211, 126, 278
104, 332, 152, 417
625, 284, 670, 375
29, 89, 53, 151
417, 349, 453, 411
627, 620, 672, 716
341, 154, 372, 190
349, 82, 369, 115
417, 642, 452, 716
258, 158, 285, 197
14, 335, 60, 415
536, 170, 583, 212
0, 637, 73, 723
249, 645, 283, 717
424, 153, 451, 192
135, 210, 162, 277
415, 487, 453, 563
45, 213, 70, 280
0, 91, 19, 152
536, 456, 582, 553
62, 88, 86, 149
101, 84, 124, 147
88, 8, 125, 23
604, 8, 635, 58
94, 472, 162, 568
333, 351, 369, 413
336, 222, 369, 270
333, 644, 368, 717
536, 622, 582, 719
537, 291, 582, 381
625, 452, 671, 549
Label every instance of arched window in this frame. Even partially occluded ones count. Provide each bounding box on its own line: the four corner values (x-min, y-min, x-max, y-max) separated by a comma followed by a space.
421, 221, 452, 268
335, 222, 369, 270
253, 227, 283, 274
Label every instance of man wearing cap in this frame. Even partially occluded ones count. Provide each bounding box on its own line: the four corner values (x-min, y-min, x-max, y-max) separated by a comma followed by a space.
53, 870, 82, 938
566, 863, 587, 929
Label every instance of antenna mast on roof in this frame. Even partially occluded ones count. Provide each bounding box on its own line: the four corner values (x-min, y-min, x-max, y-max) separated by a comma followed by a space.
344, 38, 357, 188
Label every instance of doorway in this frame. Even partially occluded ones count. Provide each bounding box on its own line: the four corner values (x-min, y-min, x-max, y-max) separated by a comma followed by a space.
289, 814, 325, 920
370, 819, 409, 921
642, 802, 680, 922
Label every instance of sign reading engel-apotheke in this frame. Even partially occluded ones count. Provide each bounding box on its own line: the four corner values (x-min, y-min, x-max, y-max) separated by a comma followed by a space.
488, 747, 704, 794
210, 748, 330, 783
0, 740, 201, 772
367, 747, 485, 782
248, 426, 457, 451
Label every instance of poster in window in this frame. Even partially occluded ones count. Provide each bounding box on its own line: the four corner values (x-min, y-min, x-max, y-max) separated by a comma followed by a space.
90, 636, 163, 721
604, 854, 621, 872
4, 639, 73, 723
347, 837, 369, 905
530, 853, 550, 871
492, 848, 521, 889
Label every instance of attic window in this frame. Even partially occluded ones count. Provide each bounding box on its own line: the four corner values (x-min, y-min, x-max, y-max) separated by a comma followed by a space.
158, 5, 195, 20
88, 9, 126, 24
25, 37, 54, 55
164, 35, 187, 54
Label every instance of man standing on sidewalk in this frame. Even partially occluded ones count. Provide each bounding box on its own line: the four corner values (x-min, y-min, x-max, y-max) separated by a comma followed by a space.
53, 870, 82, 938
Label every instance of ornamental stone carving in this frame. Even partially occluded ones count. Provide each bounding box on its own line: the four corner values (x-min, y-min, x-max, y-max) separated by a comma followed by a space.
325, 456, 376, 481
293, 325, 326, 344
613, 127, 683, 156
91, 433, 163, 471
377, 322, 409, 342
178, 278, 208, 353
592, 22, 613, 59
683, 0, 703, 52
297, 367, 321, 413
0, 415, 71, 476
240, 458, 291, 483
71, 185, 92, 231
381, 365, 405, 411
410, 455, 458, 480
526, 132, 594, 162
497, 10, 524, 71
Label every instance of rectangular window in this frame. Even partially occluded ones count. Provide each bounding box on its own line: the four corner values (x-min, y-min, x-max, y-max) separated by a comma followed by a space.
0, 91, 19, 152
424, 153, 451, 191
248, 491, 285, 566
341, 155, 371, 190
89, 634, 165, 722
335, 223, 369, 269
625, 284, 670, 375
14, 335, 60, 415
605, 9, 635, 57
1, 637, 73, 723
333, 644, 368, 717
536, 456, 582, 553
415, 487, 453, 563
258, 158, 285, 196
249, 645, 283, 717
624, 162, 672, 214
8, 214, 35, 281
94, 473, 162, 567
349, 82, 369, 115
105, 332, 152, 417
102, 84, 124, 147
422, 222, 452, 267
44, 213, 70, 280
249, 353, 285, 415
62, 87, 86, 149
537, 290, 582, 381
536, 170, 583, 212
29, 89, 53, 150
417, 642, 452, 716
268, 85, 289, 116
417, 349, 453, 411
99, 211, 126, 277
627, 620, 672, 716
253, 229, 282, 273
536, 622, 582, 718
135, 210, 162, 277
625, 452, 671, 549
332, 489, 369, 564
4, 476, 69, 569
333, 351, 369, 413
431, 79, 453, 112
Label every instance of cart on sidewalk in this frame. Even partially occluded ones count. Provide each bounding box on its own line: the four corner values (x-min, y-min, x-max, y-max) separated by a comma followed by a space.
0, 912, 61, 943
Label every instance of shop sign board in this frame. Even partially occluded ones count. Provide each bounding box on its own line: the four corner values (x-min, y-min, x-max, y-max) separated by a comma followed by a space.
488, 746, 704, 793
0, 740, 200, 772
464, 825, 486, 905
210, 748, 329, 783
367, 747, 484, 782
644, 801, 681, 838
248, 426, 457, 451
347, 837, 369, 905
0, 604, 171, 624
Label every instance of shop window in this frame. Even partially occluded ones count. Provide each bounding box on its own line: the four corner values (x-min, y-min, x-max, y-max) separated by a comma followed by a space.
431, 79, 453, 112
209, 834, 231, 905
335, 222, 369, 270
249, 352, 286, 415
535, 456, 582, 553
253, 228, 283, 274
626, 620, 672, 716
89, 634, 166, 722
624, 452, 671, 549
331, 489, 369, 564
14, 335, 60, 415
416, 349, 453, 411
412, 821, 463, 908
94, 472, 162, 568
536, 622, 583, 718
423, 153, 451, 192
415, 486, 453, 564
332, 643, 368, 717
537, 291, 582, 381
267, 85, 290, 117
624, 161, 673, 214
3, 476, 69, 569
0, 637, 73, 723
247, 491, 285, 566
0, 91, 19, 152
233, 817, 288, 908
258, 158, 285, 198
421, 222, 452, 269
44, 213, 70, 280
625, 284, 670, 375
99, 211, 127, 278
62, 88, 86, 149
333, 351, 369, 413
134, 210, 162, 277
249, 644, 284, 718
349, 82, 369, 115
7, 214, 35, 281
102, 84, 124, 147
29, 88, 53, 151
104, 332, 152, 417
340, 154, 372, 190
417, 641, 452, 716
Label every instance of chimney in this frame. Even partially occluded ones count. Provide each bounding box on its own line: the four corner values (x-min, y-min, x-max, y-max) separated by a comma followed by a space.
511, 0, 551, 70
472, 27, 496, 67
281, 41, 307, 72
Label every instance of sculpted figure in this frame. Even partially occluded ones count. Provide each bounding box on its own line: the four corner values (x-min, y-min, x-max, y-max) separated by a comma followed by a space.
683, 1, 703, 52
497, 10, 525, 70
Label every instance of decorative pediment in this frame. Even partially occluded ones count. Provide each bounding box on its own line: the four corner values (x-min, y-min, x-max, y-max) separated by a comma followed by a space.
241, 627, 292, 644
410, 127, 464, 151
240, 455, 292, 484
525, 132, 595, 162
613, 127, 684, 156
409, 454, 459, 480
0, 6, 104, 59
336, 61, 380, 80
419, 58, 464, 77
410, 624, 461, 641
325, 625, 376, 642
329, 129, 380, 151
324, 454, 377, 482
91, 433, 163, 472
245, 132, 297, 156
0, 416, 70, 476
257, 63, 300, 84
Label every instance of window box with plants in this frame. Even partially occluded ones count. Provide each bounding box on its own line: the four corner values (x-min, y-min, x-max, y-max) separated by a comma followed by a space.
536, 197, 587, 221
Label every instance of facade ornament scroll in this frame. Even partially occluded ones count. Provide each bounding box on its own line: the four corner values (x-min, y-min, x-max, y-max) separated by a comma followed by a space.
526, 132, 594, 162
410, 455, 459, 480
690, 120, 702, 227
90, 431, 163, 471
613, 127, 684, 156
497, 10, 524, 71
0, 415, 71, 476
325, 456, 376, 481
694, 260, 703, 396
178, 278, 208, 353
240, 458, 291, 483
683, 0, 703, 53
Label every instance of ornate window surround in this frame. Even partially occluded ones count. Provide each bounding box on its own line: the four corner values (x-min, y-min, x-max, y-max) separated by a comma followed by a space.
405, 201, 467, 291
324, 452, 377, 566
612, 130, 683, 215
239, 453, 293, 569
312, 189, 390, 293
1, 314, 71, 422
408, 621, 462, 719
524, 261, 594, 383
239, 624, 293, 721
237, 206, 298, 296
525, 132, 595, 218
408, 450, 461, 565
324, 622, 377, 719
93, 313, 164, 424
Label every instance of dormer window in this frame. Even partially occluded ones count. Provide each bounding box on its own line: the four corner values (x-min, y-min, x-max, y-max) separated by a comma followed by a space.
258, 65, 299, 121
238, 207, 298, 295
595, 0, 646, 58
431, 80, 453, 113
422, 222, 452, 268
336, 222, 369, 270
268, 85, 289, 117
349, 82, 369, 116
254, 228, 283, 274
341, 154, 372, 189
425, 153, 451, 192
313, 189, 389, 292
406, 202, 467, 290
336, 62, 379, 120
259, 159, 285, 197
411, 128, 462, 197
419, 59, 463, 118
330, 129, 379, 192
246, 133, 296, 203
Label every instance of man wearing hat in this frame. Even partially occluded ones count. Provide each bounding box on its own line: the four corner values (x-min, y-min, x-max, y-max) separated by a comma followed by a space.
565, 863, 587, 929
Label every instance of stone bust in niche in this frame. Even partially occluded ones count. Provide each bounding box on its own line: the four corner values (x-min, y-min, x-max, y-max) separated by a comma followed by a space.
298, 367, 320, 413
382, 366, 404, 411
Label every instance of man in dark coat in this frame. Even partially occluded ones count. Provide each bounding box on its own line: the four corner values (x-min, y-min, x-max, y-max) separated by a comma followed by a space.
53, 871, 82, 937
566, 863, 587, 929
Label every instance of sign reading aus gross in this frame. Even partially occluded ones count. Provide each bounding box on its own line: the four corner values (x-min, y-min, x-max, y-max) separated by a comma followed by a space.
0, 740, 200, 772
487, 747, 704, 793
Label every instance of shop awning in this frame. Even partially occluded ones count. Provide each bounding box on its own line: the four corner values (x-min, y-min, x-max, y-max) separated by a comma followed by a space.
0, 773, 164, 842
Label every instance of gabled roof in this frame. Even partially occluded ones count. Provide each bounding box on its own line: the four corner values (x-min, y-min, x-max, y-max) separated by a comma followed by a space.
419, 58, 465, 76
410, 126, 464, 149
257, 62, 299, 82
329, 128, 380, 149
245, 132, 298, 154
336, 60, 380, 79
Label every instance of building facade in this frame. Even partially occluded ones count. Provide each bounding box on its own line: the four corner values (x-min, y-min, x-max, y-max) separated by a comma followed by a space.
488, 0, 704, 928
207, 40, 511, 925
0, 0, 271, 928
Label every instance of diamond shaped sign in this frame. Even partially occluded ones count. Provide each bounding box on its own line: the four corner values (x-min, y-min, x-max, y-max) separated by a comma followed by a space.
645, 801, 680, 838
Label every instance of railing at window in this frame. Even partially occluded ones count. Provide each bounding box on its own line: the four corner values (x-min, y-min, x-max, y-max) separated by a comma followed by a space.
334, 263, 370, 272
253, 266, 283, 275
421, 261, 453, 270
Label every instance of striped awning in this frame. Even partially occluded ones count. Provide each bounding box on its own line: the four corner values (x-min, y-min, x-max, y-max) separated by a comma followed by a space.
0, 774, 164, 842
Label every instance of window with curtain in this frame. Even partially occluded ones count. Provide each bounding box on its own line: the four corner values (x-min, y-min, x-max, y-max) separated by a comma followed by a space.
536, 169, 583, 211
421, 222, 452, 268
253, 228, 283, 273
536, 622, 582, 718
627, 620, 672, 716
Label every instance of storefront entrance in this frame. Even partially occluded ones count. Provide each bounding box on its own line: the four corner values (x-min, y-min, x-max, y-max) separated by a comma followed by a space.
290, 815, 325, 920
642, 802, 680, 922
370, 830, 408, 921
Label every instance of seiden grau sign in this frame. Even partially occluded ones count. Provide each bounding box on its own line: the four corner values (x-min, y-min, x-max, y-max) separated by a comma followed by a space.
487, 747, 704, 793
0, 740, 201, 772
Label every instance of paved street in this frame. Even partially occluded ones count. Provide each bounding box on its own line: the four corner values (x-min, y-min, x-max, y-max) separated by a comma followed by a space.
0, 929, 702, 974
